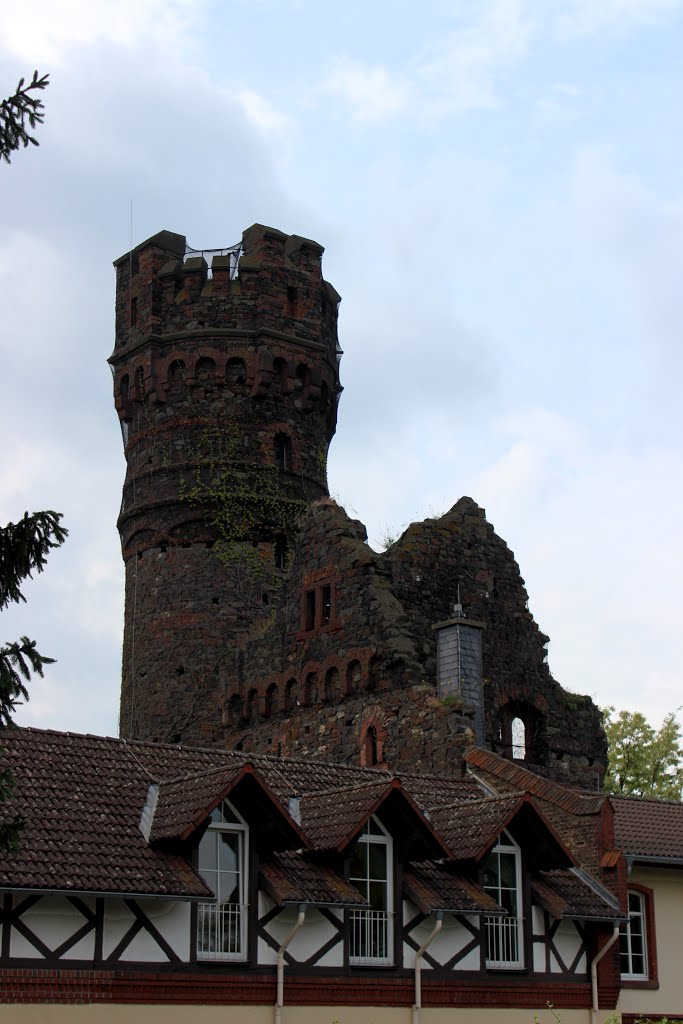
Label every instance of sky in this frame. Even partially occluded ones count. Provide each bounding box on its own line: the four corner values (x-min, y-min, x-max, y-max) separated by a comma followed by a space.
1, 0, 682, 739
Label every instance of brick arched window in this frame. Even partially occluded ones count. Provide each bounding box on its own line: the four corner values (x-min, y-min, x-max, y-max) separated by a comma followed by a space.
284, 678, 298, 711
196, 356, 215, 383
303, 672, 318, 706
324, 667, 339, 702
245, 688, 258, 724
346, 659, 362, 695
274, 432, 292, 472
359, 716, 386, 768
226, 694, 242, 728
264, 683, 279, 719
498, 701, 543, 763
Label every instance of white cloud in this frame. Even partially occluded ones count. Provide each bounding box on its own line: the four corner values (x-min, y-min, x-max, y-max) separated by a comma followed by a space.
323, 58, 408, 121
237, 89, 293, 137
2, 0, 205, 65
553, 0, 682, 38
416, 0, 532, 114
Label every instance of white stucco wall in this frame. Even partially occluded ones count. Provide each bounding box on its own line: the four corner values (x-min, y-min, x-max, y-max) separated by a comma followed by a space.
616, 864, 683, 1019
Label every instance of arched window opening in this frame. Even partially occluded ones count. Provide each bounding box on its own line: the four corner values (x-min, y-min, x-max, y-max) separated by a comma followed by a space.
245, 688, 258, 724
119, 374, 129, 403
367, 656, 379, 692
324, 667, 339, 703
303, 672, 318, 706
499, 702, 542, 762
511, 717, 526, 759
284, 678, 298, 711
365, 726, 378, 766
168, 359, 186, 385
274, 534, 288, 570
320, 381, 330, 410
346, 660, 362, 695
274, 432, 292, 472
227, 694, 242, 728
226, 357, 246, 389
264, 683, 279, 719
295, 363, 309, 389
273, 357, 288, 394
196, 356, 215, 383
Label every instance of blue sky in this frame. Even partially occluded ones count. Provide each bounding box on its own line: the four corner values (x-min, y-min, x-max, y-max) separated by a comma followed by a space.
1, 0, 682, 737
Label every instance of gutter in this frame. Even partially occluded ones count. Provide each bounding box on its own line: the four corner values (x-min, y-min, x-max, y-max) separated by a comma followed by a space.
590, 925, 619, 1024
413, 912, 443, 1024
275, 903, 306, 1024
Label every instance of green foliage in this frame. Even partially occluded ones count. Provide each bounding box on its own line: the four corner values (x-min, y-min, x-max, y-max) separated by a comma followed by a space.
0, 511, 67, 849
1, 71, 49, 164
602, 706, 683, 800
183, 423, 305, 582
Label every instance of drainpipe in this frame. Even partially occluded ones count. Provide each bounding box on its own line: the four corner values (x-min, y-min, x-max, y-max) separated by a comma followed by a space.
590, 925, 619, 1024
274, 903, 306, 1024
413, 912, 443, 1024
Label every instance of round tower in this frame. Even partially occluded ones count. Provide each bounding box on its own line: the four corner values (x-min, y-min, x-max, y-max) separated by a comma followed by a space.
110, 224, 341, 745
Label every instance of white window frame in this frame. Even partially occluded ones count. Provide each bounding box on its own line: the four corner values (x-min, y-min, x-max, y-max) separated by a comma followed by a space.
348, 816, 394, 966
483, 830, 524, 969
620, 889, 648, 980
196, 797, 248, 961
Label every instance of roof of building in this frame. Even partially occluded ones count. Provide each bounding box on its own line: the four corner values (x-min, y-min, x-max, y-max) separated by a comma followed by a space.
1, 726, 673, 917
612, 794, 683, 861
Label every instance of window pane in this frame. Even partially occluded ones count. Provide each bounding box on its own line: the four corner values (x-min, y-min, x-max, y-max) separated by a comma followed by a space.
199, 831, 218, 873
499, 852, 517, 889
218, 831, 240, 872
369, 880, 388, 911
348, 843, 367, 880
368, 841, 387, 881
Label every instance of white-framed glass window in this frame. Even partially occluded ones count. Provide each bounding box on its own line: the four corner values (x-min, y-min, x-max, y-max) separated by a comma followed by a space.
483, 830, 524, 969
196, 798, 248, 961
620, 889, 648, 979
348, 816, 393, 965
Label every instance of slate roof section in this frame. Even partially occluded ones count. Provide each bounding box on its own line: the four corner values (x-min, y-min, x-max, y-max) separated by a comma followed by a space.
404, 861, 505, 916
427, 794, 525, 860
532, 869, 626, 921
0, 729, 210, 897
612, 795, 683, 861
465, 748, 605, 816
260, 851, 367, 908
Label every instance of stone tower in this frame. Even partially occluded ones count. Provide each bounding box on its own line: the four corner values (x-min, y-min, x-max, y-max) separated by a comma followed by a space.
110, 224, 341, 745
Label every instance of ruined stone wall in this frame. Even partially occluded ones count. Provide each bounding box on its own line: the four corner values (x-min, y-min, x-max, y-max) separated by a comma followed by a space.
223, 498, 606, 785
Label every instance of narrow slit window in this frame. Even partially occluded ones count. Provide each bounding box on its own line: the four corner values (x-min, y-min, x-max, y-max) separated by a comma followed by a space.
304, 590, 316, 631
321, 585, 332, 625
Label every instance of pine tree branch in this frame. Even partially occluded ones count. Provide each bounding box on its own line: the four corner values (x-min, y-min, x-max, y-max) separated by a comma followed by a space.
0, 71, 49, 164
0, 511, 67, 610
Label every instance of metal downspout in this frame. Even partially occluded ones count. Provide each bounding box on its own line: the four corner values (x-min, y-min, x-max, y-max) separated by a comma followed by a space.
590, 924, 620, 1024
274, 904, 306, 1024
413, 912, 443, 1024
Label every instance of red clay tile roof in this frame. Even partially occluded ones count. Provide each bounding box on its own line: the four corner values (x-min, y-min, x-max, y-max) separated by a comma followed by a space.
612, 795, 683, 861
404, 861, 505, 916
0, 728, 621, 901
465, 749, 605, 815
260, 851, 367, 908
0, 729, 210, 897
150, 765, 244, 842
427, 795, 525, 860
298, 781, 398, 850
532, 869, 625, 921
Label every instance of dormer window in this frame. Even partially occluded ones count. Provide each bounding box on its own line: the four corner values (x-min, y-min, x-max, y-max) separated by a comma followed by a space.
483, 830, 524, 969
197, 798, 248, 961
348, 817, 393, 966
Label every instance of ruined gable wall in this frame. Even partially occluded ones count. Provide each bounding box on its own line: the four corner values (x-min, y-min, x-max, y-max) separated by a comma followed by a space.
386, 497, 607, 785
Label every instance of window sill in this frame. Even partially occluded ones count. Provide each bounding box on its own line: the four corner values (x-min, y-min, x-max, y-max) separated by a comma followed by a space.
620, 978, 659, 989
